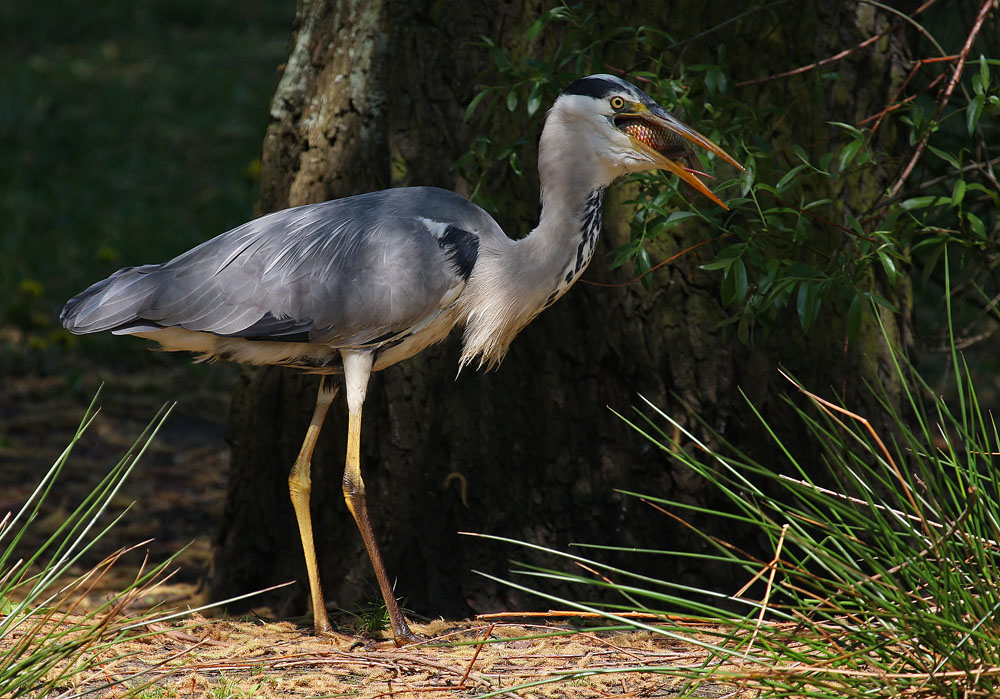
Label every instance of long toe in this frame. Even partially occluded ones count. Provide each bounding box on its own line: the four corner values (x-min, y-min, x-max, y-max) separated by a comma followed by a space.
393, 626, 427, 647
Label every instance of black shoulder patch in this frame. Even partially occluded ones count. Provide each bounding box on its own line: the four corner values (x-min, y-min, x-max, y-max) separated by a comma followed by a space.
438, 225, 479, 281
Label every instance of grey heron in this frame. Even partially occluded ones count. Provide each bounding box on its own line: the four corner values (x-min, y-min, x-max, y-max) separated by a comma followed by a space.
61, 74, 743, 645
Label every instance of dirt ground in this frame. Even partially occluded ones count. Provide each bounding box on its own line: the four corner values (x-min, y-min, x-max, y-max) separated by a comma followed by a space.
7, 612, 754, 698
1, 363, 750, 697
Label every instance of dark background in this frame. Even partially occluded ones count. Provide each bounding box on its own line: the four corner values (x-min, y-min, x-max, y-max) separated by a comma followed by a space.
2, 0, 997, 624
0, 0, 291, 604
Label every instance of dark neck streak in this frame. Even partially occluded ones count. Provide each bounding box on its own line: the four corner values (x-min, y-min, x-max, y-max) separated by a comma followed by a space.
543, 187, 606, 310
574, 188, 605, 276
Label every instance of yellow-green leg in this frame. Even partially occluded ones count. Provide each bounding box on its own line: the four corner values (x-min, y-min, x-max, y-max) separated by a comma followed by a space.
341, 351, 420, 646
288, 376, 339, 635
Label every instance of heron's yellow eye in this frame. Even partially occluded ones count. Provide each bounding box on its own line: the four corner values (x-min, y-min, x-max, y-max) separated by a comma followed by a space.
610, 96, 625, 110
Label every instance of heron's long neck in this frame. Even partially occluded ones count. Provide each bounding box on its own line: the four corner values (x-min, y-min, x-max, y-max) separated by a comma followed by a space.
512, 118, 619, 312
458, 124, 616, 369
517, 182, 606, 312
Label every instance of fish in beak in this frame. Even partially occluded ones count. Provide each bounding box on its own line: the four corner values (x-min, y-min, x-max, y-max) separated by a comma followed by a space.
614, 104, 745, 209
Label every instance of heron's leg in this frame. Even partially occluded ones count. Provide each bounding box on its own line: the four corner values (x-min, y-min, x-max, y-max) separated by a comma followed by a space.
341, 351, 420, 645
288, 376, 339, 635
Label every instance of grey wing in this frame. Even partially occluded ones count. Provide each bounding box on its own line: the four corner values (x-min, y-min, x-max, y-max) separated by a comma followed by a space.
61, 187, 499, 349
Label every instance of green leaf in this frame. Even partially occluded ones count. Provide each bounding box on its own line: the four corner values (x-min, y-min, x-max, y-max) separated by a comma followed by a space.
803, 198, 832, 210
526, 83, 543, 117
966, 182, 1000, 206
838, 137, 864, 172
636, 246, 652, 287
775, 163, 809, 192
900, 195, 950, 210
721, 259, 744, 306
866, 292, 898, 313
740, 158, 755, 196
796, 281, 822, 332
717, 243, 746, 261
732, 257, 748, 304
793, 215, 808, 244
847, 292, 863, 341
878, 250, 899, 285
927, 145, 961, 170
966, 211, 985, 237
463, 88, 491, 123
952, 179, 966, 208
492, 46, 512, 72
705, 65, 727, 95
508, 151, 523, 177
979, 53, 990, 93
525, 15, 546, 43
846, 215, 864, 237
651, 211, 698, 233
609, 239, 641, 268
968, 94, 985, 135
700, 258, 734, 272
758, 259, 781, 294
737, 313, 751, 344
828, 120, 863, 137
505, 89, 518, 112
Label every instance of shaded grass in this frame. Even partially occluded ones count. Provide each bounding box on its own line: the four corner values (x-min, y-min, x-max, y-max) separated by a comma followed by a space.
476, 305, 1000, 697
0, 390, 286, 697
0, 0, 291, 362
0, 391, 180, 696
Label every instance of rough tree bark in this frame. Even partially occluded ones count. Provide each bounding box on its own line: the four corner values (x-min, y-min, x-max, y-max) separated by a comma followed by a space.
212, 0, 911, 621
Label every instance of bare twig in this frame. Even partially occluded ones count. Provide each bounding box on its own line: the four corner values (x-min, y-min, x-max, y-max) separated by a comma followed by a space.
887, 0, 996, 198
877, 155, 1000, 210
734, 0, 942, 88
581, 234, 727, 288
458, 622, 493, 687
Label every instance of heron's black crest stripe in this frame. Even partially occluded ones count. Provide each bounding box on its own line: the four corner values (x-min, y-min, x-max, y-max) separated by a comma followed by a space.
438, 225, 479, 281
563, 77, 623, 100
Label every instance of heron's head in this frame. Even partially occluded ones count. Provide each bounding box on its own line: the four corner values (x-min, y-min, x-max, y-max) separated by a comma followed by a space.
546, 74, 744, 208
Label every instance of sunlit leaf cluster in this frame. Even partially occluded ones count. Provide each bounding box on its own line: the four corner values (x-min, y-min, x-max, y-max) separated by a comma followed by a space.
457, 3, 1000, 347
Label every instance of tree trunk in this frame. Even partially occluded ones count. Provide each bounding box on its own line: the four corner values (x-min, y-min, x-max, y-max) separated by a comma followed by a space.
212, 0, 912, 621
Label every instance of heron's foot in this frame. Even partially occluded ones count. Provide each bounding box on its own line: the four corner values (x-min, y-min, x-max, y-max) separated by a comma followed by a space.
391, 625, 428, 647
312, 617, 335, 636
347, 623, 427, 649
357, 628, 428, 650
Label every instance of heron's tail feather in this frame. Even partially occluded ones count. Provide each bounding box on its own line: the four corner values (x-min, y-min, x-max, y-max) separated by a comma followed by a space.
60, 265, 163, 335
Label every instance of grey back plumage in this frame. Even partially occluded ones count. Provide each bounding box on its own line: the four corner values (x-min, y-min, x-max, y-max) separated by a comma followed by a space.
62, 187, 501, 349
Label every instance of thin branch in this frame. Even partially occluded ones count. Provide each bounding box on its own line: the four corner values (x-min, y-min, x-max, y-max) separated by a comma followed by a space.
734, 0, 943, 88
887, 0, 996, 198
668, 1, 791, 51
458, 623, 494, 688
581, 234, 727, 288
876, 155, 1000, 210
866, 67, 947, 134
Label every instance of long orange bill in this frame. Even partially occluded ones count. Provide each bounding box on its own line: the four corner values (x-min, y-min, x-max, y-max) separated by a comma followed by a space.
617, 105, 745, 210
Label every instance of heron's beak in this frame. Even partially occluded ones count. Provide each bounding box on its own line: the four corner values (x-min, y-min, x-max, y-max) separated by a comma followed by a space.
615, 104, 745, 210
